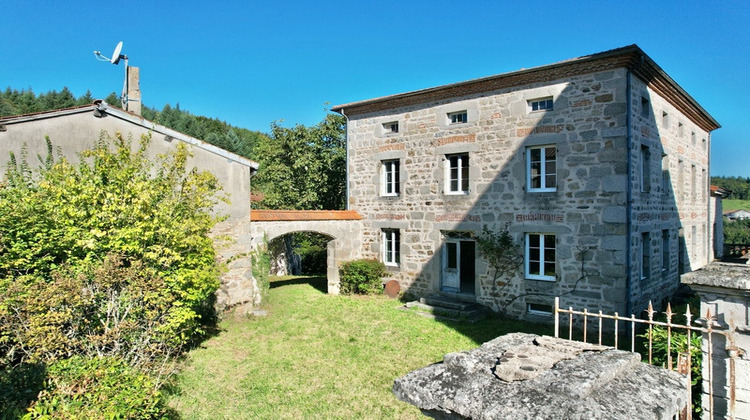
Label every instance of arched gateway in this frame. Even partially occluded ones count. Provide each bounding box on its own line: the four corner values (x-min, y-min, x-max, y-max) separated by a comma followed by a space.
250, 210, 363, 294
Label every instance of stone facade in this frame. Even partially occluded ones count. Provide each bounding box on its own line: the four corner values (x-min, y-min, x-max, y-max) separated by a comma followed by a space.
333, 45, 720, 320
0, 102, 260, 313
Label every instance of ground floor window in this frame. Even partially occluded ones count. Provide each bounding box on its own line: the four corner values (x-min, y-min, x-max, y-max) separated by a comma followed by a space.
525, 233, 555, 281
382, 228, 400, 266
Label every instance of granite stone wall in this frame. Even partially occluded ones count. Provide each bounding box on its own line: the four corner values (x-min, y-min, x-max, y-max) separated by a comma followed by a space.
346, 67, 712, 320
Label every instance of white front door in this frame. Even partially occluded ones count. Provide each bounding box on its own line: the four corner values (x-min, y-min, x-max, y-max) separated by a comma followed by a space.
441, 240, 460, 292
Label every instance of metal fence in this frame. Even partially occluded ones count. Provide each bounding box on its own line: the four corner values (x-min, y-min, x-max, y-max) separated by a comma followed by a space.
553, 297, 735, 420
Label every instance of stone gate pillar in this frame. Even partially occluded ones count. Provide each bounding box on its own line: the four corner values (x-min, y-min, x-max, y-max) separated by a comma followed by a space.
682, 263, 750, 419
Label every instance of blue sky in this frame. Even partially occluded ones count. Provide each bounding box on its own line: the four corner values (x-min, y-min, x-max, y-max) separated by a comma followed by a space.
3, 1, 748, 176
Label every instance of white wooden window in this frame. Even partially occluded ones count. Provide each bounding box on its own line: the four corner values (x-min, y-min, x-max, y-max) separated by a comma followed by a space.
383, 121, 399, 134
382, 229, 400, 266
527, 145, 556, 192
381, 160, 400, 196
529, 97, 553, 112
448, 111, 468, 124
445, 153, 469, 194
525, 233, 555, 281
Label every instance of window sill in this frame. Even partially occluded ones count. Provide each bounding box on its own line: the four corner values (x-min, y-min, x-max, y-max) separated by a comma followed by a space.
380, 194, 400, 198
528, 188, 557, 193
444, 191, 470, 196
525, 276, 556, 282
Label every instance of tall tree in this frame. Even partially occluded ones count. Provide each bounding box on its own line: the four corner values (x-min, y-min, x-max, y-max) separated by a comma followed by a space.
252, 114, 346, 210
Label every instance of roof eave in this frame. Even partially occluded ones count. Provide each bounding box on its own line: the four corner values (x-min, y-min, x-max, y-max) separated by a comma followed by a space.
332, 45, 719, 133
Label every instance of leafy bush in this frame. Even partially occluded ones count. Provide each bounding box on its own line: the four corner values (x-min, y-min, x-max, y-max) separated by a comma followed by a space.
0, 132, 224, 360
25, 356, 170, 419
0, 363, 46, 419
339, 259, 387, 295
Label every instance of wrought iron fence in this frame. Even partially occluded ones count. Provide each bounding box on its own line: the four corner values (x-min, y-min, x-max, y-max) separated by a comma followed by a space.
553, 297, 736, 420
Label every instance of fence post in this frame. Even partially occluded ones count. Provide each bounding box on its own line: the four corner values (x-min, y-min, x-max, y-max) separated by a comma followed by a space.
554, 297, 559, 338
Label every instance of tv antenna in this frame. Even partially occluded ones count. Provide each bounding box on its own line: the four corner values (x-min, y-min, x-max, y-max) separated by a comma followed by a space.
94, 42, 140, 113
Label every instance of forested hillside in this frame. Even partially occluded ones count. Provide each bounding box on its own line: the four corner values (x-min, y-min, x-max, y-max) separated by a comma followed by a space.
0, 86, 346, 211
711, 176, 750, 199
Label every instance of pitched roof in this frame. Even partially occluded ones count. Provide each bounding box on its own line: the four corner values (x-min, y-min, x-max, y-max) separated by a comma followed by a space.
251, 210, 362, 221
0, 101, 260, 171
332, 45, 719, 132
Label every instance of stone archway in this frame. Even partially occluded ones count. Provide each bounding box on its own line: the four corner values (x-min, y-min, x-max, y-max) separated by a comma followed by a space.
250, 210, 362, 294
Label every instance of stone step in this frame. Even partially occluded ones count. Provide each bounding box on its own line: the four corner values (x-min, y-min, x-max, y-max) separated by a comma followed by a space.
402, 297, 487, 323
420, 295, 480, 311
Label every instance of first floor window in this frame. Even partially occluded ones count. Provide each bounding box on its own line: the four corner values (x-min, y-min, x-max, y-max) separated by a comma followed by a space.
382, 229, 400, 266
661, 229, 670, 279
525, 233, 555, 281
527, 145, 556, 192
381, 159, 400, 196
445, 153, 469, 194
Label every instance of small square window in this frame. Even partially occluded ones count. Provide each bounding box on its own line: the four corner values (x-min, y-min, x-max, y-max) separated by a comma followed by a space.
381, 160, 400, 197
529, 97, 554, 112
383, 121, 399, 134
445, 153, 469, 194
527, 303, 553, 316
382, 229, 400, 266
448, 111, 468, 124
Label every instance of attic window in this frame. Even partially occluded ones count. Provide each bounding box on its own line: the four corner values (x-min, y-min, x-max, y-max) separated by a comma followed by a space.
383, 121, 399, 134
529, 97, 553, 112
662, 111, 669, 128
448, 111, 468, 124
640, 97, 650, 117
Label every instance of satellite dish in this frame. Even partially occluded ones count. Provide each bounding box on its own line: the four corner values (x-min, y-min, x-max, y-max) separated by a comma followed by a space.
111, 41, 123, 65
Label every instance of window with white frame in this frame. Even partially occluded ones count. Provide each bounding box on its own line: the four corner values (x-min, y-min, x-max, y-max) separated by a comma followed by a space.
525, 233, 556, 281
445, 153, 469, 194
381, 159, 400, 196
383, 121, 399, 134
448, 111, 468, 124
382, 229, 400, 266
528, 97, 553, 112
527, 145, 557, 192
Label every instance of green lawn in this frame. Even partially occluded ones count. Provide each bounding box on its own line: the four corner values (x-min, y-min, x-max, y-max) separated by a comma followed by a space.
723, 199, 750, 212
168, 276, 551, 419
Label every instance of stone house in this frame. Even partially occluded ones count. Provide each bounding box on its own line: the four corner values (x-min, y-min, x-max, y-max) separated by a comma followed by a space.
724, 209, 750, 221
332, 45, 720, 320
0, 101, 260, 313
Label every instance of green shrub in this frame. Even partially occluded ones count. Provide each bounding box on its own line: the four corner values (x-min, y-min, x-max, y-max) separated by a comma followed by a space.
25, 356, 170, 419
339, 259, 387, 295
0, 132, 224, 365
0, 363, 46, 419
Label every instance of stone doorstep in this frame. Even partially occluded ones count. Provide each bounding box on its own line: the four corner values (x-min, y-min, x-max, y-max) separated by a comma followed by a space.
402, 296, 487, 323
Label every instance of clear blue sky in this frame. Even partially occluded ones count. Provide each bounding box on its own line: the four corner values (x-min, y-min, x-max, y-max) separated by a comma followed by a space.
3, 1, 748, 176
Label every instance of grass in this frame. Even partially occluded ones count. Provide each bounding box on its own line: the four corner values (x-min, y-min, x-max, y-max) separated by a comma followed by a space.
168, 276, 551, 419
723, 199, 750, 212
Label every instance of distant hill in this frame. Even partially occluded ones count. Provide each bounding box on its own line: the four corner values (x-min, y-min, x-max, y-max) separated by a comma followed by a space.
712, 176, 750, 200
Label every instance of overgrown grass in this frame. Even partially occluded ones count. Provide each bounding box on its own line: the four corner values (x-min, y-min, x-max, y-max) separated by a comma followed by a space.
723, 199, 750, 212
169, 276, 551, 418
